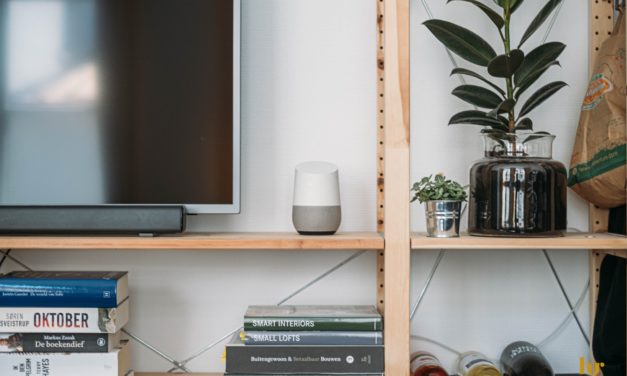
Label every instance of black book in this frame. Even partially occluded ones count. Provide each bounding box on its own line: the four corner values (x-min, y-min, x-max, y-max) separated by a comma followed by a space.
225, 333, 384, 374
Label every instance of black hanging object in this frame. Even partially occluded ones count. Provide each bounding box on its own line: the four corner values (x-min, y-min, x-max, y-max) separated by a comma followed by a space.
592, 205, 626, 376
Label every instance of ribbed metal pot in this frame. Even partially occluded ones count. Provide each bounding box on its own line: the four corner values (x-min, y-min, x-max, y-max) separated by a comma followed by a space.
425, 200, 462, 238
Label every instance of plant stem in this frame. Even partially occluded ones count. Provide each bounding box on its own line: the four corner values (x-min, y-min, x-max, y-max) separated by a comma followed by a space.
503, 5, 515, 132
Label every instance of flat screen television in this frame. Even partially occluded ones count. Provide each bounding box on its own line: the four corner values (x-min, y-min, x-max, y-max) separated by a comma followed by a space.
0, 0, 241, 219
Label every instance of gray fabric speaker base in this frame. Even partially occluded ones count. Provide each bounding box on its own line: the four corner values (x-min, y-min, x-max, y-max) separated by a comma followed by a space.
292, 205, 341, 234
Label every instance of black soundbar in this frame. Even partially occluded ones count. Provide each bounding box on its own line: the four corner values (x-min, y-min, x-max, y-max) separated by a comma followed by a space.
0, 206, 186, 235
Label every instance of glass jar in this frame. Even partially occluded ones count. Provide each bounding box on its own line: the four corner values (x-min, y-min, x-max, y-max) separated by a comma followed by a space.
468, 133, 567, 237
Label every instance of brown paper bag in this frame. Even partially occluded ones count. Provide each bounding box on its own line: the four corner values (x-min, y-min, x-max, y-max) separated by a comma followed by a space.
569, 12, 626, 209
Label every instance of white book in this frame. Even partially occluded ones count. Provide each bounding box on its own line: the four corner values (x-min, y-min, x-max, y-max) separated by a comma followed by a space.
0, 299, 129, 333
0, 339, 132, 376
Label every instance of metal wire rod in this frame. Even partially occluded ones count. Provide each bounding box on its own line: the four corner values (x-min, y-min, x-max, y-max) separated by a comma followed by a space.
0, 249, 11, 270
410, 250, 445, 320
122, 328, 190, 372
537, 278, 589, 349
173, 250, 369, 368
541, 250, 590, 345
0, 250, 32, 271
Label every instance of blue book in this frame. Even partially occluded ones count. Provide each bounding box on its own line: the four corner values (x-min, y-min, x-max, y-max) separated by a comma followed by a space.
0, 271, 128, 308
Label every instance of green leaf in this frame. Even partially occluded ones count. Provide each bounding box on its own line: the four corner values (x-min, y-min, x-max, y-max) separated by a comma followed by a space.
447, 0, 505, 29
519, 81, 567, 117
518, 0, 564, 48
487, 49, 525, 78
450, 68, 505, 96
515, 61, 561, 99
487, 99, 516, 118
424, 19, 497, 66
511, 0, 524, 12
523, 131, 551, 143
452, 84, 502, 109
514, 42, 565, 86
493, 0, 508, 8
449, 110, 508, 130
516, 118, 533, 130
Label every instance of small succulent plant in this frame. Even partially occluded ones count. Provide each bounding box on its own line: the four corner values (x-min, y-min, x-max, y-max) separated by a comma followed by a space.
411, 174, 468, 203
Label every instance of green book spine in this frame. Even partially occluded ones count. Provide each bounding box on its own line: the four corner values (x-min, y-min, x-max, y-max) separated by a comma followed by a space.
243, 317, 383, 331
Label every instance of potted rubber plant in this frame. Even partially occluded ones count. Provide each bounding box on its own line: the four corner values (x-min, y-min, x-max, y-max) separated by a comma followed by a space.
411, 174, 468, 238
424, 0, 568, 237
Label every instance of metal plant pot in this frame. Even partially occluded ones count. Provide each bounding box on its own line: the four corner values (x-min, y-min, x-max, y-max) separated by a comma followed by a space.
425, 200, 462, 238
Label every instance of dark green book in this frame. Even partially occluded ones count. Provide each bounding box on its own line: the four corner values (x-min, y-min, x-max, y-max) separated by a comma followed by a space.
243, 305, 382, 332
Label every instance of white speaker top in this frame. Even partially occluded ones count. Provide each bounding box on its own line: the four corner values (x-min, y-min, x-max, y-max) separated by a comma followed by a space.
293, 161, 340, 206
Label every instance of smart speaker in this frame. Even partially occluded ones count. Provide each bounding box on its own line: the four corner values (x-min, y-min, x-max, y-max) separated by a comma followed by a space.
292, 162, 341, 235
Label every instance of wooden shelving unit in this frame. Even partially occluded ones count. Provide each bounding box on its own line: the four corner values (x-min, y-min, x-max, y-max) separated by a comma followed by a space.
0, 232, 383, 250
2, 1, 624, 375
412, 232, 627, 251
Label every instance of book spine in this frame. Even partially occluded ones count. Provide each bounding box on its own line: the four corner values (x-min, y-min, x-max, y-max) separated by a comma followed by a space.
0, 333, 117, 353
243, 317, 383, 331
0, 350, 123, 376
243, 331, 383, 345
0, 279, 118, 308
226, 345, 384, 374
0, 307, 122, 333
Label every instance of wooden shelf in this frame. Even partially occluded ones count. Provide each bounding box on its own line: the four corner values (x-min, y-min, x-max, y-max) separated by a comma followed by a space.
0, 232, 383, 250
411, 232, 627, 250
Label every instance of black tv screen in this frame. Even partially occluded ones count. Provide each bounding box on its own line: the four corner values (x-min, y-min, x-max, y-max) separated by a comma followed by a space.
0, 0, 240, 214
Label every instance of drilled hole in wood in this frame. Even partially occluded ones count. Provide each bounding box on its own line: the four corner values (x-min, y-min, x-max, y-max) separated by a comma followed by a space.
379, 284, 384, 288
595, 47, 600, 51
379, 205, 384, 208
596, 221, 600, 224
595, 15, 599, 19
379, 268, 384, 272
379, 300, 384, 304
379, 252, 383, 256
595, 31, 599, 35
596, 268, 600, 272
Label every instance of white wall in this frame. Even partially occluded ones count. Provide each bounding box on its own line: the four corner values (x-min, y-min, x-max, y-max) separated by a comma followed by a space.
2, 1, 595, 374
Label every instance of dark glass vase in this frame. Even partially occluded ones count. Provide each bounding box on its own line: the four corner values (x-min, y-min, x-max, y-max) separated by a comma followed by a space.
468, 134, 567, 237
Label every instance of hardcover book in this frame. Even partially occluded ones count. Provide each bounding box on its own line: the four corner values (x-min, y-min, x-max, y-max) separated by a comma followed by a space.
226, 333, 384, 374
0, 271, 128, 308
0, 339, 132, 376
244, 305, 383, 332
241, 330, 383, 345
0, 332, 122, 353
0, 299, 129, 333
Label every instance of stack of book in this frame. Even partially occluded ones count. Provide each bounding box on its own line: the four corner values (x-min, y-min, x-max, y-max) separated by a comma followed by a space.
0, 271, 132, 376
226, 305, 384, 375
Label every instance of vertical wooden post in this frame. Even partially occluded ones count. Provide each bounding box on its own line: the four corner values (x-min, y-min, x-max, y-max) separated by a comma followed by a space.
383, 0, 411, 374
376, 0, 386, 316
588, 0, 615, 362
